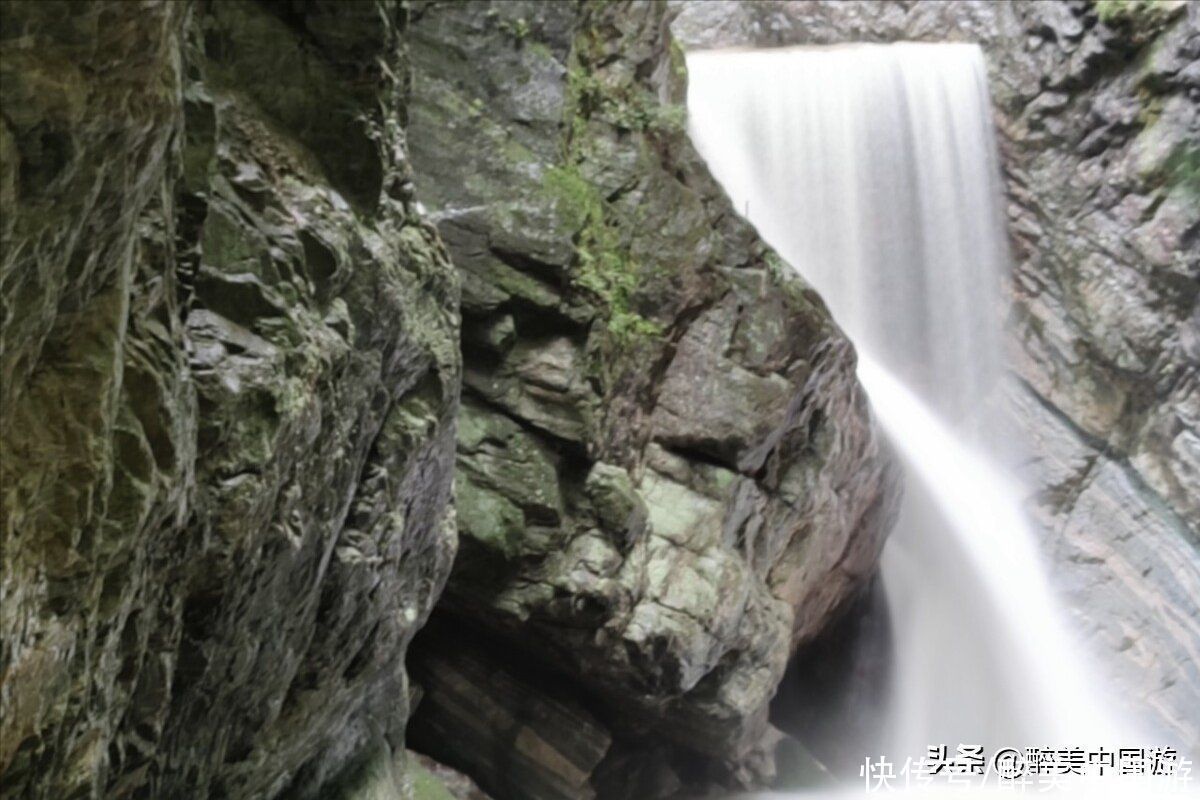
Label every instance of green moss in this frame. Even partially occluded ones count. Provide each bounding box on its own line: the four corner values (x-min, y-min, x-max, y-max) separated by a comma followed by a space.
526, 41, 554, 61
550, 43, 678, 349
764, 252, 786, 272
409, 760, 457, 800
1094, 0, 1174, 25
500, 17, 531, 43
565, 64, 684, 137
544, 18, 695, 365
649, 102, 687, 135
669, 38, 688, 80
544, 165, 663, 346
455, 478, 525, 559
1135, 89, 1164, 127
1163, 143, 1200, 198
275, 376, 311, 419
763, 251, 809, 308
543, 164, 599, 231
484, 8, 531, 44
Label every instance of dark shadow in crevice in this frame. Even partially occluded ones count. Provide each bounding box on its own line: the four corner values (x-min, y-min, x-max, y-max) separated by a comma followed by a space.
771, 572, 894, 781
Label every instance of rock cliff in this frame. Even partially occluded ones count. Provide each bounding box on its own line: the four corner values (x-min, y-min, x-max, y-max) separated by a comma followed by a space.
1, 2, 460, 797
6, 0, 1192, 796
672, 0, 1200, 752
402, 1, 897, 796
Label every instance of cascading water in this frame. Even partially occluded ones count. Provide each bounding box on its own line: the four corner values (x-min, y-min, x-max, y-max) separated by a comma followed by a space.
686, 42, 1132, 789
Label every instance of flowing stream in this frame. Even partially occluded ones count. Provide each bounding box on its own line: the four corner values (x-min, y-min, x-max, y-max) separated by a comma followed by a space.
686, 43, 1136, 792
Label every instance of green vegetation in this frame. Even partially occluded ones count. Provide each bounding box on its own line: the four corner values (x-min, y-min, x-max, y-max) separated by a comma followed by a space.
669, 37, 688, 80
566, 64, 686, 137
410, 760, 457, 800
1094, 0, 1175, 25
763, 251, 788, 278
542, 163, 597, 232
533, 21, 706, 362
1135, 89, 1163, 127
545, 44, 683, 350
485, 9, 531, 44
763, 250, 823, 315
498, 16, 530, 43
1164, 143, 1200, 198
544, 165, 663, 344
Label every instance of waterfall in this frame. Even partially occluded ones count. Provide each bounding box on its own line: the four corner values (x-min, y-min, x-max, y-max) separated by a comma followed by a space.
686, 43, 1125, 777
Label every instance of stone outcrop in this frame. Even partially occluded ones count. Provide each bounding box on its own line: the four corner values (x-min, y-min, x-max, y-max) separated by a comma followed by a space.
672, 0, 1200, 752
1, 2, 902, 798
0, 2, 460, 798
403, 1, 898, 796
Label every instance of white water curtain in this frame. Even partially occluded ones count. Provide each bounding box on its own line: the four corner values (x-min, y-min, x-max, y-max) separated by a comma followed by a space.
687, 43, 1119, 765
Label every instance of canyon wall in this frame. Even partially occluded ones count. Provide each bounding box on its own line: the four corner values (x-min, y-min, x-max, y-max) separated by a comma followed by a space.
1, 2, 460, 797
3, 0, 1193, 796
403, 1, 897, 797
673, 0, 1200, 752
1, 1, 898, 798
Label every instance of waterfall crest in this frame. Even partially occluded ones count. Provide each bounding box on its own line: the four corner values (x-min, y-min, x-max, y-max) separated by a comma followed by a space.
686, 43, 1120, 767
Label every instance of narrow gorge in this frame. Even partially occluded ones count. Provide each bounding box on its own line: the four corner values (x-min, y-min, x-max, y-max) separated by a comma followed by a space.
1, 2, 1196, 799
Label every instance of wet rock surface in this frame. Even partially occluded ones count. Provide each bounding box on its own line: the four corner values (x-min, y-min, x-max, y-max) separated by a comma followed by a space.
0, 2, 460, 797
672, 0, 1200, 751
406, 0, 898, 796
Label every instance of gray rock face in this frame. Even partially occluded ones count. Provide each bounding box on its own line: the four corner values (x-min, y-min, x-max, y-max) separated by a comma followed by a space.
672, 0, 1200, 751
405, 1, 898, 795
992, 13, 1197, 749
0, 2, 460, 797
